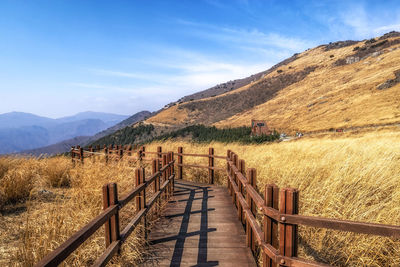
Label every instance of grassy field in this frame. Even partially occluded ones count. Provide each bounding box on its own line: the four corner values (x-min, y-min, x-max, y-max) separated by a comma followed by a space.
1, 129, 399, 266
145, 130, 400, 266
0, 156, 154, 266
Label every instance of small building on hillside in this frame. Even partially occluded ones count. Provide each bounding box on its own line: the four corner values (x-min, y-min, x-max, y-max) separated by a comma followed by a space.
251, 120, 271, 136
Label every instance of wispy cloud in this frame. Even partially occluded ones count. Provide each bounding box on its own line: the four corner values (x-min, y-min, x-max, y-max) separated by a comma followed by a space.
176, 19, 314, 52
373, 24, 400, 35
337, 3, 400, 39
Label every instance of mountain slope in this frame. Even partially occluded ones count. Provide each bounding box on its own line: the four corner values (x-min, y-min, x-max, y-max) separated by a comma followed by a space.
145, 32, 400, 134
82, 111, 151, 145
89, 32, 400, 146
215, 34, 400, 132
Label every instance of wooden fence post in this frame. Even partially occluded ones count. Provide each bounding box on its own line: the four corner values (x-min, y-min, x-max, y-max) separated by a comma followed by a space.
135, 169, 147, 239
138, 149, 143, 163
157, 146, 162, 159
153, 158, 160, 215
245, 169, 251, 249
178, 147, 183, 179
79, 147, 84, 164
141, 146, 146, 159
279, 188, 299, 264
119, 148, 123, 160
246, 168, 257, 253
171, 151, 175, 193
230, 153, 236, 202
102, 183, 120, 249
162, 154, 167, 199
238, 159, 245, 224
104, 147, 108, 164
135, 169, 142, 213
141, 168, 147, 240
152, 159, 158, 193
108, 183, 120, 245
168, 152, 174, 193
102, 184, 112, 248
71, 146, 75, 164
208, 147, 214, 184
263, 184, 279, 267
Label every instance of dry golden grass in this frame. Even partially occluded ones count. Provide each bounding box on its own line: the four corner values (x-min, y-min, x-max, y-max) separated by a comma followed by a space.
1, 128, 399, 266
0, 156, 160, 266
215, 39, 400, 133
145, 36, 400, 134
145, 130, 400, 266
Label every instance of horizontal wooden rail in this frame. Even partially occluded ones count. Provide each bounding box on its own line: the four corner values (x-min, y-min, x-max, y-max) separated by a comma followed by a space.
283, 214, 400, 238
176, 152, 225, 159
34, 204, 119, 266
176, 163, 224, 171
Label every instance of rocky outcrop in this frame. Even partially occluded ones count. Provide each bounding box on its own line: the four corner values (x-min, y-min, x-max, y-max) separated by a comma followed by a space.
377, 70, 400, 90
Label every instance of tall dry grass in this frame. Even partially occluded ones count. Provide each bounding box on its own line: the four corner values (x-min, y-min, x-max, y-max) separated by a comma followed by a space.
0, 156, 157, 266
145, 130, 400, 266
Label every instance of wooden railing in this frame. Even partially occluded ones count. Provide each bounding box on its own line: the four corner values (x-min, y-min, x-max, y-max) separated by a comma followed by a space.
50, 144, 400, 266
35, 151, 175, 267
226, 150, 400, 267
70, 145, 226, 184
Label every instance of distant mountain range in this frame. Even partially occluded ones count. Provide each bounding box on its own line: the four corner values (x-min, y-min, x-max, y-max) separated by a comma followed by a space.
17, 111, 152, 156
0, 111, 130, 154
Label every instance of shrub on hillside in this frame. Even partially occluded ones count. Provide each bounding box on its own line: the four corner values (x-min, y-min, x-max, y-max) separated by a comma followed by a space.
151, 125, 279, 144
91, 124, 155, 146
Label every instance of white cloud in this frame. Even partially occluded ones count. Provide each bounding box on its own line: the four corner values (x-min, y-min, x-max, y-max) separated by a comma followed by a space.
176, 19, 314, 52
373, 24, 400, 35
338, 4, 400, 39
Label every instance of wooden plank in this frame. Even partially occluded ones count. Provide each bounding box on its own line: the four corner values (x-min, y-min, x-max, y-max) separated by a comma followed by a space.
144, 180, 257, 267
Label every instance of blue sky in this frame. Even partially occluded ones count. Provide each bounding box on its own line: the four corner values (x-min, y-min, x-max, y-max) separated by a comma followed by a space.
1, 0, 400, 118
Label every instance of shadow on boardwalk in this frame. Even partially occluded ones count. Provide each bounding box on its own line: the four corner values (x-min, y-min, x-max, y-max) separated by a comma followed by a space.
142, 180, 256, 267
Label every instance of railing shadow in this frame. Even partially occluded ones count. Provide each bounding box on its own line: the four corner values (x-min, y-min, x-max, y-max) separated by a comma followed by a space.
149, 181, 218, 266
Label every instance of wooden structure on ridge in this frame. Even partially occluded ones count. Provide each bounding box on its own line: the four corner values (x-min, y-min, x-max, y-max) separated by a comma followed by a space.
251, 119, 271, 136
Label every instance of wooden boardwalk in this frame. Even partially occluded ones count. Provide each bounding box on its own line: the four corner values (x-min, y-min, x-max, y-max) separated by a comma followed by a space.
142, 180, 257, 267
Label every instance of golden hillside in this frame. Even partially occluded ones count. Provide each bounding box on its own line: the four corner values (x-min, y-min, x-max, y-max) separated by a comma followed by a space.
146, 33, 400, 133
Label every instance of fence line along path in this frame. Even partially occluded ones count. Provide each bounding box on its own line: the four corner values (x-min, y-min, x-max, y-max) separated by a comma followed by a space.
35, 145, 400, 267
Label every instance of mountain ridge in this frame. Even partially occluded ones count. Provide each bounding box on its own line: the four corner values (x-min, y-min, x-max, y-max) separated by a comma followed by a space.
0, 111, 130, 154
89, 31, 400, 145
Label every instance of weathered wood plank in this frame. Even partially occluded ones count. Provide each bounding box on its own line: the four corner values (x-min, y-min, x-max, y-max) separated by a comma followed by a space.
143, 180, 256, 267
